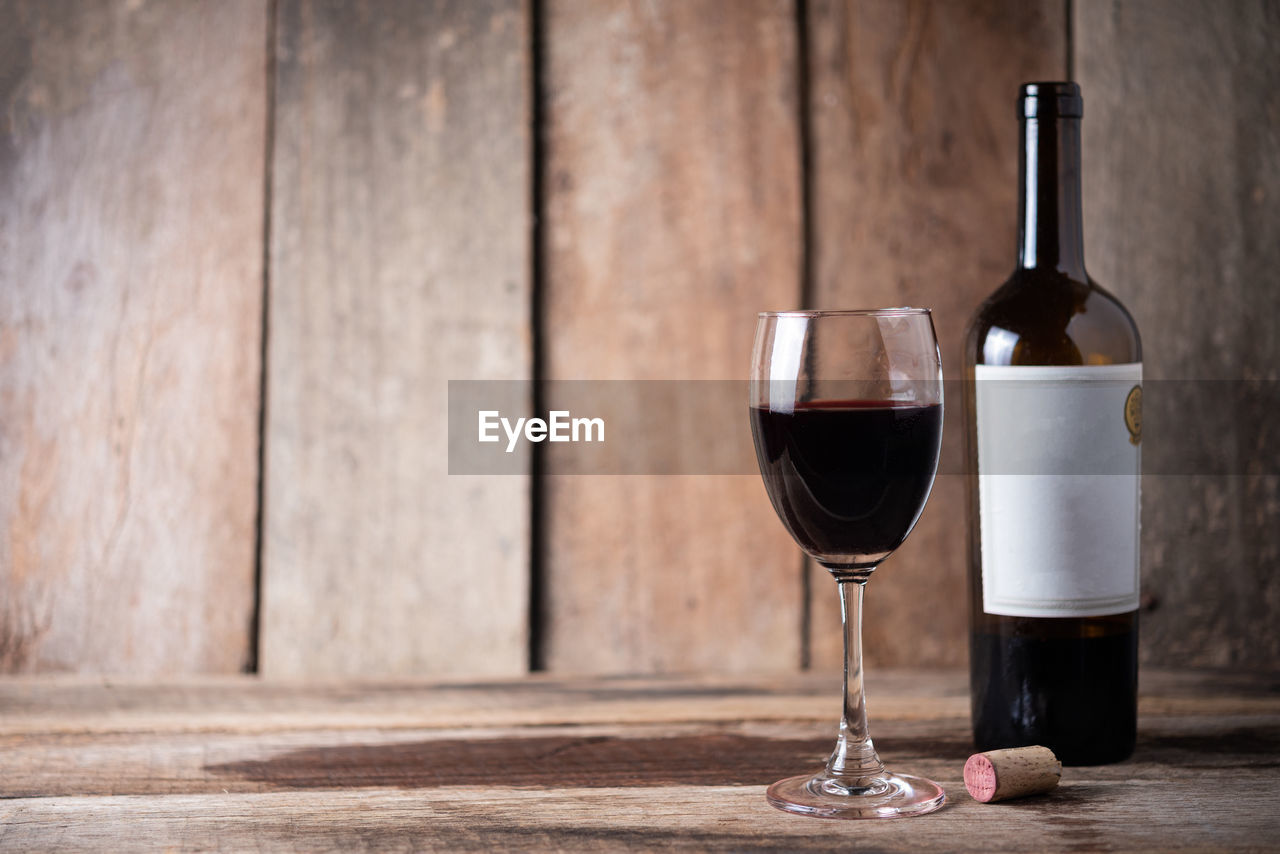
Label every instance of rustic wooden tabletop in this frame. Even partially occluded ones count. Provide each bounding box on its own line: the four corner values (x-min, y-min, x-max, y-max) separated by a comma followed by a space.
1, 669, 1277, 851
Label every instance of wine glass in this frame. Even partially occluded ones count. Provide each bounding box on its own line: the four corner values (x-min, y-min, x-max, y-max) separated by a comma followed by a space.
749, 308, 946, 819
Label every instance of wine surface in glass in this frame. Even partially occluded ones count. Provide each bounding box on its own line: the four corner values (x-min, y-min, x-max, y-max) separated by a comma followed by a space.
749, 400, 942, 565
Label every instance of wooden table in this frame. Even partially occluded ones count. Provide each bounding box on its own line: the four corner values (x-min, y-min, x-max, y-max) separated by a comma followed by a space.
2, 669, 1277, 851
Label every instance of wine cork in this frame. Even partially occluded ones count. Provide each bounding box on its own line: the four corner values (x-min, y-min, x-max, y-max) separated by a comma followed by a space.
964, 746, 1061, 803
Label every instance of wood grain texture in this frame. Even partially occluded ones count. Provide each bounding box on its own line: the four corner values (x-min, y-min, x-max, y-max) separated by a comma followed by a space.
0, 1, 266, 673
262, 0, 532, 676
540, 0, 804, 671
0, 670, 1277, 850
3, 780, 1279, 853
1075, 0, 1280, 668
4, 669, 1272, 734
804, 0, 1067, 669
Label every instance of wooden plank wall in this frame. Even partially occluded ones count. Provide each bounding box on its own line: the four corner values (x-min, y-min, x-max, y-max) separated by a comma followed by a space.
260, 0, 532, 676
538, 0, 804, 672
2, 0, 1276, 676
1076, 0, 1280, 669
0, 0, 266, 673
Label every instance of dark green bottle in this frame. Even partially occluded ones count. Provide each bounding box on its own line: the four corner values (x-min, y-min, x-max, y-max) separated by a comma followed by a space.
964, 83, 1142, 766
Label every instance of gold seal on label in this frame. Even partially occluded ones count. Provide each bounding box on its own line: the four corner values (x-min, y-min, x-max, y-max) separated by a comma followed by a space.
1124, 385, 1142, 445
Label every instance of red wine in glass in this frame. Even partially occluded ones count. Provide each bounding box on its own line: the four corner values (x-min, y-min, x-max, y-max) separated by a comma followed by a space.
749, 309, 946, 819
750, 400, 942, 562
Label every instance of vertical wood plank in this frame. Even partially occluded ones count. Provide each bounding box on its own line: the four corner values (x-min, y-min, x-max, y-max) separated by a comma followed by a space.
0, 1, 267, 673
541, 0, 804, 672
805, 0, 1067, 668
1076, 0, 1280, 668
262, 0, 532, 676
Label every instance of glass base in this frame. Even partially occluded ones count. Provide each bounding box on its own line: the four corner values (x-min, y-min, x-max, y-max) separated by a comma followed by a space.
766, 771, 946, 819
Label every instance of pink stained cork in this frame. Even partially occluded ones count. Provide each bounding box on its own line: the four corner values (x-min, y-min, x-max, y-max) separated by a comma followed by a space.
964, 746, 1061, 803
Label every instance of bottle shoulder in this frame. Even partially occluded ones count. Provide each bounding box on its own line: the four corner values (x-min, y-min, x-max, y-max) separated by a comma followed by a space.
965, 269, 1141, 367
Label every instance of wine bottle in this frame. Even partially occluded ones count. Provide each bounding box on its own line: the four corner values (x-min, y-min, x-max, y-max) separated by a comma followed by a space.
964, 82, 1142, 765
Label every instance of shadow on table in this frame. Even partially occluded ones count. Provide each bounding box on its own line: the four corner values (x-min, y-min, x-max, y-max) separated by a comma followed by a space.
207, 732, 972, 790
1136, 724, 1280, 766
206, 723, 1280, 790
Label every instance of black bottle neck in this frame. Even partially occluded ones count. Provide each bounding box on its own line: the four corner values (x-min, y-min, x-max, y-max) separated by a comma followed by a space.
1017, 115, 1086, 279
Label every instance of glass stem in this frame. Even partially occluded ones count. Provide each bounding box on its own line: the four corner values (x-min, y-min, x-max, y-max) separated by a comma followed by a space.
824, 579, 886, 786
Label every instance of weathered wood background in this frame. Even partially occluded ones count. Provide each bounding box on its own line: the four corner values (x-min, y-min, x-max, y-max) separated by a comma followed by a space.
0, 0, 266, 674
260, 0, 532, 677
1, 0, 1276, 676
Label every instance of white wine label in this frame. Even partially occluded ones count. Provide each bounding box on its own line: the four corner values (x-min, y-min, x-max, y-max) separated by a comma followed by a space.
976, 363, 1141, 617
